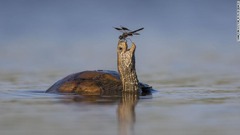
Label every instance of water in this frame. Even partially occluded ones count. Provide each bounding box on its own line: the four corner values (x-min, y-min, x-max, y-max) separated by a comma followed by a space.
0, 70, 240, 135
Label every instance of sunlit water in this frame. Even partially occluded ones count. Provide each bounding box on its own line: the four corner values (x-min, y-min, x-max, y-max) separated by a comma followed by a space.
0, 69, 240, 135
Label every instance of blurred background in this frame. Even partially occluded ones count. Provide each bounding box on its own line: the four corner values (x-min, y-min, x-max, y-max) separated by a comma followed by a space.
1, 1, 240, 135
0, 0, 239, 75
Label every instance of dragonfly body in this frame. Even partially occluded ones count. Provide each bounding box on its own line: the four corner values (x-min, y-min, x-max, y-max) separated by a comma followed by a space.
114, 26, 144, 40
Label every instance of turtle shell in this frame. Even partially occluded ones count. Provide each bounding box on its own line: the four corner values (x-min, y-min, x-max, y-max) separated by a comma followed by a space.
46, 70, 153, 96
46, 70, 122, 96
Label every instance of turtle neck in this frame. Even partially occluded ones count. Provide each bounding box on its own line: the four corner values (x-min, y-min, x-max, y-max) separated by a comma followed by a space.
117, 40, 139, 93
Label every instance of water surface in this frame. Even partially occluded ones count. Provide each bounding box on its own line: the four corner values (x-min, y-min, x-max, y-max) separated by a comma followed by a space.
0, 70, 239, 135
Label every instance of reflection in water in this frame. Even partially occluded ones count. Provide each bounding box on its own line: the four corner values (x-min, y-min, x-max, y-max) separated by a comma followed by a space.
60, 91, 141, 135
58, 88, 152, 135
1, 84, 240, 135
117, 92, 138, 135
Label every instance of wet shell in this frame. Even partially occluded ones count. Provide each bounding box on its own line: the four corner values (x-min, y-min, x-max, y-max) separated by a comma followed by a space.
46, 70, 122, 95
46, 70, 152, 96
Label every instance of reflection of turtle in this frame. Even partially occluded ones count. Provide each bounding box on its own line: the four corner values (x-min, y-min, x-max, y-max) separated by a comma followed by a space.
46, 29, 153, 96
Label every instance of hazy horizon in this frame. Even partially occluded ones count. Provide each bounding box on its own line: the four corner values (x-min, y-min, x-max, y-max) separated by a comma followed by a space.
0, 0, 239, 75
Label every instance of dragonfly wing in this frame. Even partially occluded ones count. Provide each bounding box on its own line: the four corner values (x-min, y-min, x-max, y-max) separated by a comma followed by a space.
133, 33, 140, 35
131, 27, 144, 34
114, 27, 122, 31
120, 26, 131, 31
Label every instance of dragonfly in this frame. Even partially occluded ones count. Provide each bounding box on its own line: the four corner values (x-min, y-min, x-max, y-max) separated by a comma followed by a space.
114, 26, 144, 40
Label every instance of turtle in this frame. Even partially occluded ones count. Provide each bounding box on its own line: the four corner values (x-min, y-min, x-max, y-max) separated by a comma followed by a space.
46, 27, 154, 96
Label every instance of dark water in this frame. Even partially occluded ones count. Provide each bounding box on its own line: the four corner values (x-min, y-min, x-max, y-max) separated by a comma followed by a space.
0, 70, 240, 135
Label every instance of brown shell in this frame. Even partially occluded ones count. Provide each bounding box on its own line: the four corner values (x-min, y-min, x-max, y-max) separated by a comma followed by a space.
46, 70, 122, 96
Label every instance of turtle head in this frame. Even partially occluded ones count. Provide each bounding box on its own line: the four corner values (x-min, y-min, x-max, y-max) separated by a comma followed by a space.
117, 40, 128, 53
